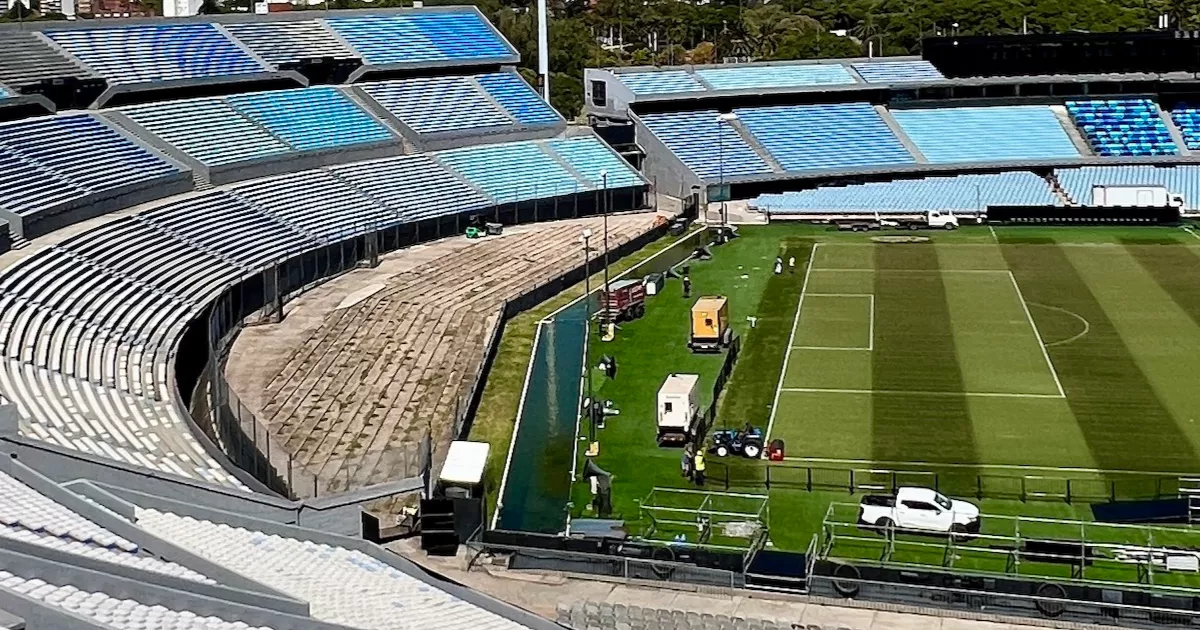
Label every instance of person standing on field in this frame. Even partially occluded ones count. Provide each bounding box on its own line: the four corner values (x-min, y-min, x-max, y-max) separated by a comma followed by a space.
788, 255, 796, 274
773, 256, 783, 275
693, 451, 706, 486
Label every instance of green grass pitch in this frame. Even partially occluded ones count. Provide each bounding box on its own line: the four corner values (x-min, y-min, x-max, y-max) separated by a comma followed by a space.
560, 224, 1200, 551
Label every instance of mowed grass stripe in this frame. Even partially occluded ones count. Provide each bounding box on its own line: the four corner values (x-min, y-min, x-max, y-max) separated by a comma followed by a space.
1124, 242, 1200, 329
1001, 244, 1198, 473
722, 240, 813, 429
871, 245, 977, 466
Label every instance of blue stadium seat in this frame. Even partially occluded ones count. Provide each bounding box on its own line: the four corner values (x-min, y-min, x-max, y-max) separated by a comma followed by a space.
694, 64, 855, 91
330, 154, 493, 222
734, 103, 915, 172
752, 172, 1057, 214
891, 105, 1081, 163
1169, 104, 1200, 151
438, 140, 596, 202
0, 114, 181, 219
1055, 165, 1200, 209
617, 71, 706, 95
223, 21, 358, 67
638, 109, 773, 180
360, 72, 559, 134
0, 84, 11, 100
227, 87, 393, 152
325, 11, 513, 66
1067, 99, 1177, 157
544, 137, 643, 189
44, 24, 266, 85
121, 98, 292, 167
476, 72, 562, 126
360, 76, 510, 134
852, 60, 944, 83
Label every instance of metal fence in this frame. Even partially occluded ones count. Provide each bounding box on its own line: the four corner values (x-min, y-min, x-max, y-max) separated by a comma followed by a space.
708, 461, 1181, 504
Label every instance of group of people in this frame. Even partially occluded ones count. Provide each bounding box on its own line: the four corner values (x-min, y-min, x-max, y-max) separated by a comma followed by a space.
773, 255, 796, 275
680, 442, 706, 486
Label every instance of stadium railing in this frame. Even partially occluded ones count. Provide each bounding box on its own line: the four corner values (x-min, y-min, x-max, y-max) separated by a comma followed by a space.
709, 461, 1180, 504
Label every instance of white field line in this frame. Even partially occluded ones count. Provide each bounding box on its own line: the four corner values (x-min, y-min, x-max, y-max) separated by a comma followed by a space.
791, 293, 875, 351
813, 268, 1010, 273
781, 456, 1198, 477
492, 320, 544, 530
779, 387, 1064, 399
1183, 226, 1200, 241
868, 294, 875, 351
766, 242, 817, 442
1007, 270, 1066, 398
989, 224, 999, 243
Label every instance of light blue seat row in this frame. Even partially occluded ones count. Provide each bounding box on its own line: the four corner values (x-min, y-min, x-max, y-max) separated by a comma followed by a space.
1169, 104, 1200, 151
1066, 99, 1177, 157
438, 141, 583, 203
44, 24, 266, 85
223, 21, 357, 67
325, 11, 513, 67
0, 84, 11, 100
121, 98, 292, 167
476, 72, 562, 126
330, 154, 493, 222
695, 64, 856, 91
545, 137, 643, 189
0, 114, 181, 218
852, 60, 944, 83
616, 71, 705, 95
1055, 165, 1200, 209
122, 87, 392, 165
734, 103, 915, 172
891, 105, 1080, 163
360, 72, 560, 134
752, 172, 1057, 214
639, 109, 773, 180
227, 87, 393, 152
360, 75, 510, 134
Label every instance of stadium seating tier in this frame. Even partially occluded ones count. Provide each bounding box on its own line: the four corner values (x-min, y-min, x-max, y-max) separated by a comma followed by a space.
325, 11, 513, 66
44, 24, 268, 85
752, 172, 1058, 213
226, 87, 393, 152
1067, 99, 1177, 157
1169, 104, 1200, 151
1056, 164, 1200, 208
852, 60, 944, 83
617, 70, 706, 95
0, 114, 182, 219
221, 20, 358, 67
0, 32, 97, 89
891, 105, 1081, 163
734, 103, 915, 172
639, 109, 773, 180
694, 64, 857, 91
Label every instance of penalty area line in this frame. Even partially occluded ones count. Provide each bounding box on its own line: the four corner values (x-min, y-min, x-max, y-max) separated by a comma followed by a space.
779, 387, 1064, 399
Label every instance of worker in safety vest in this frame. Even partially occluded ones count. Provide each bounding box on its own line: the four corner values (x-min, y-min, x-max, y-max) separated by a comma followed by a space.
693, 451, 706, 486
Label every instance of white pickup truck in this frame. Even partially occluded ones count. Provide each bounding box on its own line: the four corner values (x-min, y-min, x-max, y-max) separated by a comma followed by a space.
857, 487, 981, 536
834, 210, 959, 232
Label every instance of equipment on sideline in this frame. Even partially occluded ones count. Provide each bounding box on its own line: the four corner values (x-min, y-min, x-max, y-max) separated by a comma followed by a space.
601, 279, 646, 322
709, 425, 764, 458
657, 374, 700, 445
689, 296, 732, 352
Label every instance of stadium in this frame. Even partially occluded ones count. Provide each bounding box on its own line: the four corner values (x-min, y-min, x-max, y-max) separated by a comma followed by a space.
0, 6, 1199, 630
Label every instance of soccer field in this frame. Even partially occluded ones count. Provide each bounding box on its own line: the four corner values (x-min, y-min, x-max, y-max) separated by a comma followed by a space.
770, 239, 1200, 476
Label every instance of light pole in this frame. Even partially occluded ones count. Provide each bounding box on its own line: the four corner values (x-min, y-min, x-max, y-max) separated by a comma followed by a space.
599, 170, 610, 296
716, 112, 738, 231
581, 228, 597, 455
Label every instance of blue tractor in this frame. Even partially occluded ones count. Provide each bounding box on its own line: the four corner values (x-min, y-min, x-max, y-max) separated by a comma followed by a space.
708, 424, 764, 458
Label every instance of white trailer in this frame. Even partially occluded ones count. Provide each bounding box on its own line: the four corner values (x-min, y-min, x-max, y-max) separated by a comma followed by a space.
656, 374, 699, 445
834, 210, 959, 231
1091, 185, 1184, 208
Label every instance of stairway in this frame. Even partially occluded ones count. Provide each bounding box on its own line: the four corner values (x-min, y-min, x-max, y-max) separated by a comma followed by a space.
1179, 477, 1200, 523
192, 172, 214, 191
1045, 172, 1076, 206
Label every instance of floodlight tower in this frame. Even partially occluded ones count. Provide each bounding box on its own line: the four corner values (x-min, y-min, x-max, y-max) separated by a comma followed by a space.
537, 0, 551, 103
